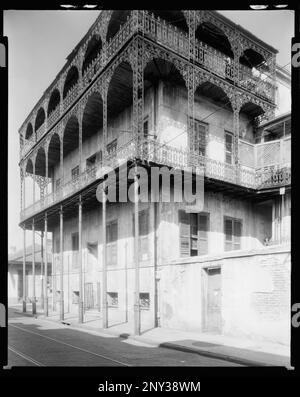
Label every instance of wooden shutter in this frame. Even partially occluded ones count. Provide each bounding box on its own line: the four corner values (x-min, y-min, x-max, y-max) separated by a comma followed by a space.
224, 218, 233, 251
225, 131, 233, 165
72, 232, 79, 251
132, 209, 149, 260
140, 209, 149, 259
179, 210, 190, 257
106, 221, 118, 265
198, 213, 209, 255
233, 219, 242, 250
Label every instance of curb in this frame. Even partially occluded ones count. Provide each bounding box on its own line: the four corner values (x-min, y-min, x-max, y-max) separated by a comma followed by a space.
159, 342, 267, 367
10, 307, 289, 367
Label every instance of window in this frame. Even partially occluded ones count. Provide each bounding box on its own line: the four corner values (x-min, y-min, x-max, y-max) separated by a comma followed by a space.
55, 237, 60, 253
179, 210, 209, 257
190, 118, 207, 156
140, 293, 150, 309
224, 217, 242, 251
72, 232, 79, 251
107, 139, 117, 155
86, 154, 97, 169
132, 208, 150, 260
55, 178, 61, 191
106, 220, 118, 266
107, 292, 118, 307
71, 165, 79, 181
87, 242, 98, 259
72, 291, 79, 304
225, 131, 233, 165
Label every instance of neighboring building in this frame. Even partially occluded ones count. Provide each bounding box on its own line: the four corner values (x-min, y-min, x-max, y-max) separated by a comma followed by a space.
8, 243, 52, 306
275, 65, 291, 116
18, 11, 291, 345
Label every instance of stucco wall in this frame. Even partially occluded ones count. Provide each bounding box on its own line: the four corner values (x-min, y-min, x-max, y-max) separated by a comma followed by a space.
159, 247, 290, 345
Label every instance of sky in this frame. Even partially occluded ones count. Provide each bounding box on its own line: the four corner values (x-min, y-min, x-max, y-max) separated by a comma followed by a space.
4, 9, 294, 253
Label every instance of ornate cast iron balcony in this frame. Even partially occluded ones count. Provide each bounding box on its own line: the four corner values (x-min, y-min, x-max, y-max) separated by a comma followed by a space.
20, 135, 290, 222
20, 10, 277, 161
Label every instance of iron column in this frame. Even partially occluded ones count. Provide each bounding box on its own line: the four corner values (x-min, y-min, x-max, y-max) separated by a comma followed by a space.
102, 181, 108, 328
32, 219, 36, 315
22, 226, 26, 313
44, 214, 48, 316
78, 196, 84, 323
134, 164, 140, 335
59, 206, 64, 321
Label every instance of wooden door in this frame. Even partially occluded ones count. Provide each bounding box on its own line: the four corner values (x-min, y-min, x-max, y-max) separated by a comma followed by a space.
206, 267, 222, 332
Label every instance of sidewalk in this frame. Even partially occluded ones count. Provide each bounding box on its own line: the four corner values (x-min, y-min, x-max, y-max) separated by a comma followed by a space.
10, 304, 291, 368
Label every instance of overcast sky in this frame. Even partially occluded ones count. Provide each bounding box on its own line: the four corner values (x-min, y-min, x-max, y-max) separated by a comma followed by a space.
4, 9, 294, 252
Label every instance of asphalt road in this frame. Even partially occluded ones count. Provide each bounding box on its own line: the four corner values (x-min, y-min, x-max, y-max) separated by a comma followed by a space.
7, 309, 242, 367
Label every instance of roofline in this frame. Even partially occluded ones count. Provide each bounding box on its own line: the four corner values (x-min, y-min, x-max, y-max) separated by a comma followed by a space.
259, 111, 291, 128
19, 10, 278, 134
214, 10, 278, 54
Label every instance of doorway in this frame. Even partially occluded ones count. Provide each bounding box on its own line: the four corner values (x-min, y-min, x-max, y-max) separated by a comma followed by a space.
84, 282, 95, 310
203, 267, 222, 333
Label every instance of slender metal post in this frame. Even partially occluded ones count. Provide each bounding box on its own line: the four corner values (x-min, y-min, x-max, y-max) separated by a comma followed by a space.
52, 237, 56, 312
40, 231, 44, 310
44, 214, 48, 316
78, 196, 84, 323
32, 219, 36, 315
22, 226, 26, 312
134, 164, 140, 335
59, 206, 64, 321
102, 182, 108, 328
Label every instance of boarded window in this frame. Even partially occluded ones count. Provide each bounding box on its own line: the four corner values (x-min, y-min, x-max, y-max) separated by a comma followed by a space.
72, 232, 79, 251
106, 220, 118, 266
179, 210, 209, 257
224, 217, 242, 251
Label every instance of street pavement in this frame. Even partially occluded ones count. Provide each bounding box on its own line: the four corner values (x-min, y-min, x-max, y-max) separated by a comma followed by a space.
7, 308, 242, 367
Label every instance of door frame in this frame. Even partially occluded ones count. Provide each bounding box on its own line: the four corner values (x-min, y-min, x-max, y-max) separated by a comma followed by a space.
201, 265, 222, 332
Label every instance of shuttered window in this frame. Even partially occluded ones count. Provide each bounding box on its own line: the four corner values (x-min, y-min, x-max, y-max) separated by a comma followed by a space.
106, 220, 118, 266
179, 210, 209, 257
179, 210, 191, 257
55, 237, 60, 253
198, 214, 209, 255
225, 131, 233, 165
71, 165, 79, 181
55, 178, 61, 191
190, 118, 207, 157
224, 217, 242, 251
133, 209, 150, 260
107, 139, 117, 155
